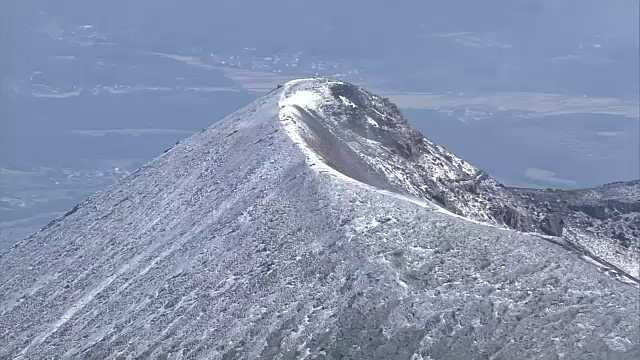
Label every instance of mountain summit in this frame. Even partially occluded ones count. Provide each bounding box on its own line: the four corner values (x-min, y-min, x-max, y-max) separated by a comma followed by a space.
1, 79, 638, 359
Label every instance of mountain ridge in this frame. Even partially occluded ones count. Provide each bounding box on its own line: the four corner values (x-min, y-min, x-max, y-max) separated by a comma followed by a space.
275, 78, 639, 279
1, 78, 638, 359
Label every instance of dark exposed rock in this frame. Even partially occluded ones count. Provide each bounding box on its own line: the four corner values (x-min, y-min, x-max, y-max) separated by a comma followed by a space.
540, 213, 565, 236
571, 203, 608, 219
493, 206, 527, 230
512, 180, 640, 275
431, 193, 448, 207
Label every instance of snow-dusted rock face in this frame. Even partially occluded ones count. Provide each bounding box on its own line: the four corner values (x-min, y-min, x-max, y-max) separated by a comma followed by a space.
513, 181, 640, 278
279, 79, 519, 226
1, 79, 638, 359
278, 79, 639, 278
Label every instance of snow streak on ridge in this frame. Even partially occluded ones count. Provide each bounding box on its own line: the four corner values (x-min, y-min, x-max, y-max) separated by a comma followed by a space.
278, 79, 363, 186
277, 79, 640, 287
278, 79, 488, 223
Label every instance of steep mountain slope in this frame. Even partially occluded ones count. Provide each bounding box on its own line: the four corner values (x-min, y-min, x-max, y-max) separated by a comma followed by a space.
278, 79, 639, 278
1, 79, 638, 359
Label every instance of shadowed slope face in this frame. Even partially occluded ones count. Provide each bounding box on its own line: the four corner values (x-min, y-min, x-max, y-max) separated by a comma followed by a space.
0, 79, 639, 359
279, 79, 502, 222
278, 79, 640, 278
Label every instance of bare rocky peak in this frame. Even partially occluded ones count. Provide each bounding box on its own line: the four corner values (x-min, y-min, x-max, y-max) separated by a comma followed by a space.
0, 78, 638, 359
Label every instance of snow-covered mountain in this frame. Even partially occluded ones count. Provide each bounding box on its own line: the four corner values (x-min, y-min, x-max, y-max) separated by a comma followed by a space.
1, 79, 638, 359
278, 79, 639, 278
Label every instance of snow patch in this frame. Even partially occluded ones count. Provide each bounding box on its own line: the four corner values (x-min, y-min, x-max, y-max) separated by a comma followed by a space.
365, 116, 380, 127
339, 95, 356, 107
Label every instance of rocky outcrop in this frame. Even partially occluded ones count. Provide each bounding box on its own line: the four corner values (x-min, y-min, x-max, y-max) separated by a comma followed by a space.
512, 181, 640, 276
278, 80, 639, 278
540, 213, 565, 236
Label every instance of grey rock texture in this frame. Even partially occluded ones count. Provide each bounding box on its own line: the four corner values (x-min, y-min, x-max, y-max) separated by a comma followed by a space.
513, 181, 640, 278
278, 79, 639, 279
1, 79, 639, 359
540, 213, 565, 237
514, 181, 640, 245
